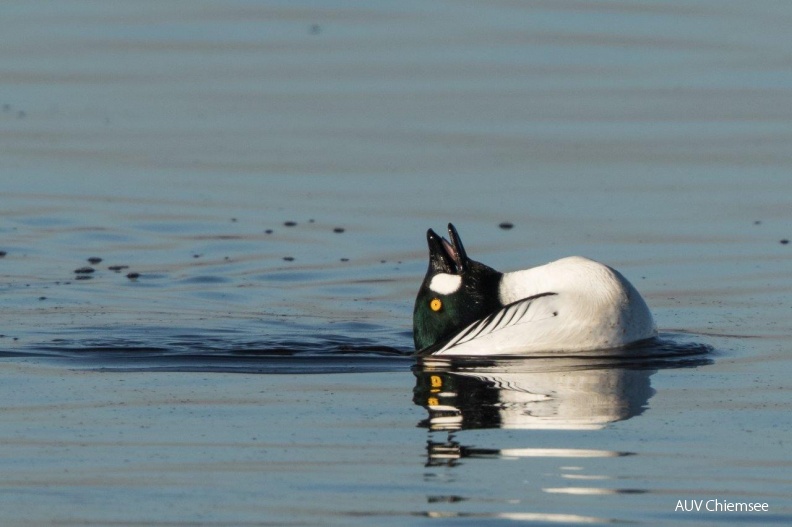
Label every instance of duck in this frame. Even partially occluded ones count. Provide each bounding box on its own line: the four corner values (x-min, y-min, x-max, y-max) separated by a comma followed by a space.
413, 224, 656, 355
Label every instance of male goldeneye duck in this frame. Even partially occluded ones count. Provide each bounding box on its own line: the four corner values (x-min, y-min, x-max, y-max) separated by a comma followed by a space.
413, 224, 656, 355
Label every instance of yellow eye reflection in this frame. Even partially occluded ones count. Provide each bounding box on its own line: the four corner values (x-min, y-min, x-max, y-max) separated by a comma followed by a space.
430, 298, 443, 312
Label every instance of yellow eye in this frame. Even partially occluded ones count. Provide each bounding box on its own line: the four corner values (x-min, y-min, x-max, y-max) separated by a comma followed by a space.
430, 298, 442, 312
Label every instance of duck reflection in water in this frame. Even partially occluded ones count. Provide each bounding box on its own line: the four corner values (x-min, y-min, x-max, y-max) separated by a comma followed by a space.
413, 348, 711, 466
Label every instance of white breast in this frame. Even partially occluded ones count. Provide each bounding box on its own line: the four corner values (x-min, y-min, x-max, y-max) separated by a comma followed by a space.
437, 256, 656, 355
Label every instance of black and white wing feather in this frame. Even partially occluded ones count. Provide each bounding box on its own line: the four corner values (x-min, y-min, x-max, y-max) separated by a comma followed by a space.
419, 292, 558, 356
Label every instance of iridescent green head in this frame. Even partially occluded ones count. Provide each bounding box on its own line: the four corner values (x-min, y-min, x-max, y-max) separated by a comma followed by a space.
413, 224, 502, 351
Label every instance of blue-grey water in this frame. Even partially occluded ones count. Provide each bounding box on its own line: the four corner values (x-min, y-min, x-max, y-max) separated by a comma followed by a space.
1, 2, 790, 526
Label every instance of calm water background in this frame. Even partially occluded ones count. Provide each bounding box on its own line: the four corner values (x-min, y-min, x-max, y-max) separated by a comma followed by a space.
1, 1, 790, 525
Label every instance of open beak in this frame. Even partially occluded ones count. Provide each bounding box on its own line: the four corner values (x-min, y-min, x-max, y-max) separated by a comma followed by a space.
426, 223, 468, 274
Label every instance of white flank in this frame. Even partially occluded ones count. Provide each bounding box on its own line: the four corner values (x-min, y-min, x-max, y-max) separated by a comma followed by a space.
429, 273, 462, 294
431, 256, 656, 355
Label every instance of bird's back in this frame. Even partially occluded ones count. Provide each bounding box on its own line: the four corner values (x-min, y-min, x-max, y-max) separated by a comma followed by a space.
436, 256, 656, 355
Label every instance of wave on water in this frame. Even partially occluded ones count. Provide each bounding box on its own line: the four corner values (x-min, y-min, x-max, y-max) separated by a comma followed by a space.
417, 335, 715, 372
2, 330, 712, 375
2, 325, 415, 374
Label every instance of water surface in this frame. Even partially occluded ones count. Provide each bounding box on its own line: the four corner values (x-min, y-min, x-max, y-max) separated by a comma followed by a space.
1, 1, 790, 525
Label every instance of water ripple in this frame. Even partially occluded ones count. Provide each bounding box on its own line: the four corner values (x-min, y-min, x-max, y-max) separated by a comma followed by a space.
3, 331, 712, 377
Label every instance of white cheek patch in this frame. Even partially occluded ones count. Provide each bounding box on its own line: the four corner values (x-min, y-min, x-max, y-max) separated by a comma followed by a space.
429, 273, 462, 295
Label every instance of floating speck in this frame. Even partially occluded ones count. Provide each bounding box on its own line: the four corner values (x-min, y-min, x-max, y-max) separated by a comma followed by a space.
38, 296, 46, 301
283, 256, 295, 261
308, 219, 315, 223
231, 218, 238, 222
265, 229, 273, 234
310, 24, 321, 35
193, 254, 201, 259
75, 275, 92, 280
108, 265, 129, 272
74, 266, 95, 274
754, 220, 762, 225
781, 239, 789, 245
284, 221, 297, 227
333, 227, 345, 233
0, 251, 6, 258
126, 272, 140, 280
340, 258, 349, 262
498, 222, 514, 230
87, 257, 102, 264
17, 110, 26, 119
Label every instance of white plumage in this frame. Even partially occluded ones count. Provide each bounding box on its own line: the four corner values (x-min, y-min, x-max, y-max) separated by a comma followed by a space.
432, 256, 656, 355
